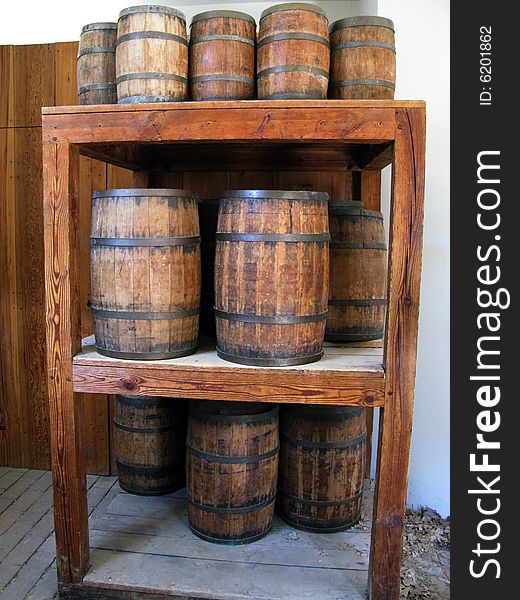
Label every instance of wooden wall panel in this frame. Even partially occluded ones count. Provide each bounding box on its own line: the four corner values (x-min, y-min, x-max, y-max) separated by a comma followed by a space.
0, 45, 14, 126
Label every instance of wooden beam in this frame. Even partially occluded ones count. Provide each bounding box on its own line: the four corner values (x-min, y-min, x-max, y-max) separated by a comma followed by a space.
80, 143, 150, 172
368, 107, 426, 600
355, 143, 394, 170
43, 142, 89, 584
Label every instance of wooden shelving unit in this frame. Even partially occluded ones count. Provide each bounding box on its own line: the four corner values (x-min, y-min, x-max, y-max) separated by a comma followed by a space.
42, 99, 426, 600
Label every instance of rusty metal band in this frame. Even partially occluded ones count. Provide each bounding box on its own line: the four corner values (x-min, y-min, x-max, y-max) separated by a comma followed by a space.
114, 421, 178, 434
257, 32, 329, 48
186, 444, 278, 464
189, 525, 271, 545
283, 405, 365, 418
216, 232, 330, 243
257, 65, 329, 80
191, 10, 256, 26
77, 47, 116, 58
278, 514, 360, 534
191, 405, 278, 424
187, 493, 276, 514
81, 22, 117, 34
116, 72, 188, 84
216, 348, 323, 367
325, 332, 383, 342
119, 5, 186, 21
221, 190, 329, 201
280, 431, 366, 450
90, 307, 199, 320
278, 488, 363, 507
118, 95, 185, 103
115, 31, 188, 47
330, 16, 395, 33
214, 309, 327, 325
331, 78, 395, 90
190, 74, 255, 84
78, 83, 116, 95
330, 241, 387, 249
261, 3, 327, 20
261, 91, 327, 100
93, 188, 196, 198
90, 236, 200, 247
190, 34, 255, 46
96, 346, 197, 360
332, 40, 395, 52
328, 298, 386, 307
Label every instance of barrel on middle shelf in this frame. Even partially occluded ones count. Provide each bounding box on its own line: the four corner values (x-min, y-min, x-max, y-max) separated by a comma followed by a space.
90, 188, 200, 359
326, 200, 387, 342
257, 3, 330, 99
214, 190, 330, 366
277, 404, 366, 532
186, 401, 279, 544
189, 10, 256, 101
114, 395, 188, 495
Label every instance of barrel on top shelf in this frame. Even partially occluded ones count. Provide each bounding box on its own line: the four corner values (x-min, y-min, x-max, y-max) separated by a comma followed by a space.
114, 395, 187, 495
329, 16, 396, 99
215, 190, 330, 366
326, 200, 387, 342
186, 401, 279, 544
257, 3, 330, 99
77, 22, 117, 105
90, 188, 200, 359
115, 5, 188, 103
277, 404, 366, 532
189, 10, 256, 101
198, 200, 219, 336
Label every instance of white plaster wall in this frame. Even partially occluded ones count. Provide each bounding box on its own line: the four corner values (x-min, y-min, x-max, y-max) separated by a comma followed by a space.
0, 0, 450, 517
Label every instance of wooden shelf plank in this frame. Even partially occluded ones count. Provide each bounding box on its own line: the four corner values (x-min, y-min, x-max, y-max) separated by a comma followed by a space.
73, 337, 384, 406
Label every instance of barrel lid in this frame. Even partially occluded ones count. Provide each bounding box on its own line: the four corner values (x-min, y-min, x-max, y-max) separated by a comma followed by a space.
260, 3, 327, 21
330, 16, 395, 34
221, 190, 330, 201
80, 22, 118, 34
329, 200, 383, 218
92, 188, 197, 198
282, 404, 366, 417
119, 5, 186, 22
191, 10, 256, 26
190, 400, 278, 421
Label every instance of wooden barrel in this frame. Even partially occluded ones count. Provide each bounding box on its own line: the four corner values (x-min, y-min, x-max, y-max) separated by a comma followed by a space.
189, 10, 256, 101
326, 200, 387, 341
114, 395, 187, 495
77, 22, 117, 105
198, 200, 219, 336
215, 190, 330, 366
90, 188, 200, 359
186, 401, 279, 544
115, 5, 188, 103
329, 16, 396, 99
277, 405, 366, 532
257, 3, 330, 99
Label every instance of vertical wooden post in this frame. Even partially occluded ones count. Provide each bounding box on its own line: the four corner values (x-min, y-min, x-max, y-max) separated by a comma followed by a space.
43, 141, 88, 585
368, 107, 426, 600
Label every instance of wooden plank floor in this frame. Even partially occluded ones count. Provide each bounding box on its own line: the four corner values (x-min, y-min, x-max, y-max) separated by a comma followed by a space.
0, 468, 373, 599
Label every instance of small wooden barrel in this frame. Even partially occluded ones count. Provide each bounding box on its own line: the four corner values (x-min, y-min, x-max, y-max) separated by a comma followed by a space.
326, 200, 387, 341
116, 5, 188, 103
114, 395, 187, 495
277, 405, 366, 532
90, 188, 200, 359
198, 200, 219, 336
329, 16, 396, 99
186, 401, 279, 544
257, 3, 330, 100
189, 10, 256, 101
77, 22, 117, 105
215, 190, 330, 366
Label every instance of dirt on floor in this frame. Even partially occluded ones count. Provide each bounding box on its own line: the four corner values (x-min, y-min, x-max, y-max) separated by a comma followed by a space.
356, 481, 450, 600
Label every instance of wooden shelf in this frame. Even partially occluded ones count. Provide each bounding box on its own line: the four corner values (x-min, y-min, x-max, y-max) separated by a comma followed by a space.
73, 337, 385, 406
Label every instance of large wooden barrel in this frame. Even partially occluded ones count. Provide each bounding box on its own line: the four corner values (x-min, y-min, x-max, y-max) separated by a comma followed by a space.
114, 395, 187, 495
186, 401, 279, 544
329, 16, 396, 99
189, 10, 256, 101
215, 190, 330, 366
77, 22, 117, 105
198, 200, 219, 336
277, 405, 366, 532
90, 188, 200, 359
257, 3, 330, 99
115, 5, 188, 103
326, 200, 387, 341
